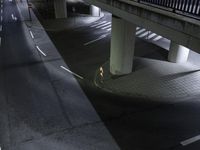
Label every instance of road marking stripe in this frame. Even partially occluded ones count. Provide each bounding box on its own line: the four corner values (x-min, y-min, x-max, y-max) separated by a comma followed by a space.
136, 27, 140, 30
107, 28, 111, 31
101, 25, 111, 30
29, 31, 34, 39
84, 34, 107, 46
147, 33, 156, 39
90, 21, 107, 27
1, 9, 2, 14
36, 46, 46, 56
96, 22, 111, 28
0, 25, 2, 31
181, 135, 200, 146
136, 29, 146, 35
60, 66, 84, 79
1, 15, 3, 21
0, 37, 1, 47
153, 35, 162, 41
138, 31, 149, 38
11, 14, 14, 20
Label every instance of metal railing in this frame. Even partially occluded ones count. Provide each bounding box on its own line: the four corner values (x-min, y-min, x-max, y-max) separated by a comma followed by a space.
138, 0, 200, 17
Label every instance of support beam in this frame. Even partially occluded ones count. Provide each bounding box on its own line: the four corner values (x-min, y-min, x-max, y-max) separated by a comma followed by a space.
90, 5, 101, 17
54, 0, 67, 18
168, 41, 190, 63
110, 16, 136, 75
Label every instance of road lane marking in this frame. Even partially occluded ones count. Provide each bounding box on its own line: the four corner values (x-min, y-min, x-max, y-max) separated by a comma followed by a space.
1, 16, 2, 21
96, 22, 111, 29
0, 25, 2, 31
153, 35, 162, 41
136, 27, 140, 30
60, 66, 84, 79
101, 24, 111, 30
84, 34, 107, 46
90, 21, 106, 27
36, 46, 46, 56
0, 37, 1, 47
29, 31, 34, 39
136, 28, 146, 35
181, 135, 200, 146
11, 14, 14, 19
11, 14, 17, 21
1, 9, 3, 14
107, 28, 111, 31
138, 31, 149, 38
147, 33, 156, 39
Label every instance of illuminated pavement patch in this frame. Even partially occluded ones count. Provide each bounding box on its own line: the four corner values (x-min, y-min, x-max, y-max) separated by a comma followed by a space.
96, 57, 200, 99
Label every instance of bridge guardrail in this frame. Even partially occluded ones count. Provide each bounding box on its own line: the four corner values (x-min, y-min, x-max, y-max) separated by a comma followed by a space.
136, 0, 200, 19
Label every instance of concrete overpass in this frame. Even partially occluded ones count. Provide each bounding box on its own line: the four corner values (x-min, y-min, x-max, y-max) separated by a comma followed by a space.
54, 0, 200, 75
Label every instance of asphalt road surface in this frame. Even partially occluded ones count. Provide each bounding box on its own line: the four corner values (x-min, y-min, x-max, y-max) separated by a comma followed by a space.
47, 11, 200, 150
0, 0, 200, 150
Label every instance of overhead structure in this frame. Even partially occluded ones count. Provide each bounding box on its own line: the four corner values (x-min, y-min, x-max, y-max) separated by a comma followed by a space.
54, 0, 67, 18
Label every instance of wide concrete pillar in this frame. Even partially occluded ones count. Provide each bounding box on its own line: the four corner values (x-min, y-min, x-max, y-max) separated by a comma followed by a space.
110, 16, 136, 75
168, 41, 190, 63
90, 5, 101, 17
54, 0, 67, 18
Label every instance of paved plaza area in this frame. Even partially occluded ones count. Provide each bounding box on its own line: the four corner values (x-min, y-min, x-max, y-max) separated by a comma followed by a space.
96, 58, 200, 99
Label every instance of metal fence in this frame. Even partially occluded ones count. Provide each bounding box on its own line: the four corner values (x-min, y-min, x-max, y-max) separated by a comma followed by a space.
138, 0, 200, 17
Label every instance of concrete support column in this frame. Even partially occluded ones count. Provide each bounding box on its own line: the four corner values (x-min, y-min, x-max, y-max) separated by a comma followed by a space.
110, 16, 136, 75
168, 41, 190, 63
90, 5, 101, 17
54, 0, 67, 18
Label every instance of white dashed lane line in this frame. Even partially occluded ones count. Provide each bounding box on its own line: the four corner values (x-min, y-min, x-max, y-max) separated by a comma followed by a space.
84, 34, 108, 46
60, 66, 84, 80
0, 25, 2, 31
36, 46, 46, 56
29, 30, 34, 39
181, 135, 200, 146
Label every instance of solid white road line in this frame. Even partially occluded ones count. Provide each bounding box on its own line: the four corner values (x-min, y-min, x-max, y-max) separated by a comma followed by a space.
181, 135, 200, 146
136, 29, 146, 35
153, 35, 162, 41
84, 34, 107, 46
29, 31, 34, 39
101, 25, 111, 30
96, 22, 111, 29
90, 21, 107, 27
36, 46, 46, 56
60, 66, 84, 80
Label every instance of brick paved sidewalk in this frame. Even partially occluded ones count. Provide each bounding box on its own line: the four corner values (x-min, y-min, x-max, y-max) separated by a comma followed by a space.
95, 57, 200, 100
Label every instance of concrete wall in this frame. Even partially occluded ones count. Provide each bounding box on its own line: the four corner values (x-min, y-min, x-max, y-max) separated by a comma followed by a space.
84, 0, 200, 53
